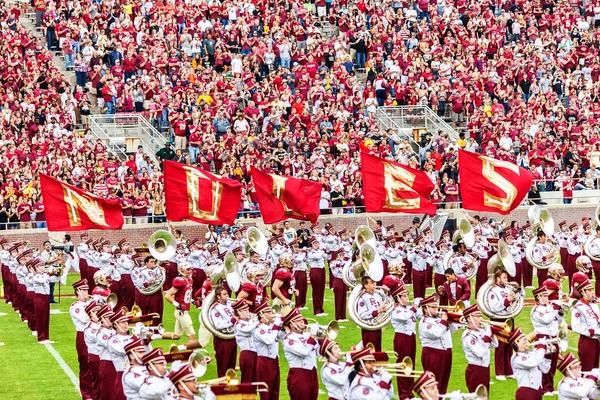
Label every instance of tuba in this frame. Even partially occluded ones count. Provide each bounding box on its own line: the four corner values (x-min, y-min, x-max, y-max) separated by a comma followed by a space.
148, 230, 177, 261
526, 206, 559, 270
200, 290, 235, 340
444, 221, 478, 280
477, 239, 524, 319
342, 242, 383, 287
246, 227, 268, 255
223, 251, 242, 292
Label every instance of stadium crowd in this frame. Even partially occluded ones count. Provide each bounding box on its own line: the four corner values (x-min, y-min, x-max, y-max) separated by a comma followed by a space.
3, 0, 600, 227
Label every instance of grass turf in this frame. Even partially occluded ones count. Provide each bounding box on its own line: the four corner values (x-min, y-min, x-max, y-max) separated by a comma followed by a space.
0, 274, 579, 399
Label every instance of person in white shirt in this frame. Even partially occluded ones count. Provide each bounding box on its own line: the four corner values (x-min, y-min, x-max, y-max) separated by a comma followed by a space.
571, 277, 600, 372
557, 352, 600, 400
139, 348, 173, 400
70, 278, 92, 399
347, 347, 394, 400
210, 286, 237, 377
232, 299, 259, 383
411, 371, 440, 400
508, 327, 551, 400
253, 300, 284, 400
320, 338, 353, 400
122, 337, 149, 400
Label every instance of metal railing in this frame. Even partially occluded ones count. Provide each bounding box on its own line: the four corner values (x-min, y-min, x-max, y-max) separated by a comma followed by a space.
89, 114, 168, 164
376, 106, 461, 152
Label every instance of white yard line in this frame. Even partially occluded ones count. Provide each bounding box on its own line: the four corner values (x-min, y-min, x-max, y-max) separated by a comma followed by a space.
44, 342, 80, 392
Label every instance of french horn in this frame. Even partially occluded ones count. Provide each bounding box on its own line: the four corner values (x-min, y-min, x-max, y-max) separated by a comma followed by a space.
477, 239, 524, 319
525, 206, 559, 270
148, 230, 177, 261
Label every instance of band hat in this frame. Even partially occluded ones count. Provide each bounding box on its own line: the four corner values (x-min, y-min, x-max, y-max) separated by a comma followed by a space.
30, 258, 42, 268
502, 232, 513, 240
442, 230, 450, 236
411, 371, 437, 395
176, 244, 184, 250
72, 279, 89, 291
462, 304, 482, 318
109, 309, 128, 325
584, 222, 591, 229
401, 229, 411, 235
576, 278, 593, 293
333, 248, 345, 257
254, 300, 272, 315
80, 233, 89, 240
385, 225, 394, 230
558, 220, 567, 227
84, 301, 101, 315
423, 227, 431, 234
142, 348, 166, 365
435, 240, 446, 249
288, 240, 299, 246
507, 327, 526, 346
420, 294, 438, 307
84, 238, 94, 245
385, 236, 396, 243
282, 308, 304, 327
415, 235, 424, 242
522, 223, 531, 229
373, 228, 382, 235
338, 229, 347, 235
113, 248, 122, 256
187, 238, 199, 247
350, 347, 376, 364
231, 247, 243, 254
218, 252, 226, 261
532, 286, 549, 297
124, 337, 145, 354
118, 239, 128, 247
96, 305, 114, 320
231, 299, 249, 311
319, 338, 336, 357
0, 238, 8, 245
16, 249, 33, 261
480, 217, 488, 222
569, 223, 578, 230
310, 222, 319, 229
268, 236, 278, 244
168, 364, 195, 385
558, 353, 581, 375
389, 285, 409, 298
308, 237, 318, 245
473, 228, 481, 235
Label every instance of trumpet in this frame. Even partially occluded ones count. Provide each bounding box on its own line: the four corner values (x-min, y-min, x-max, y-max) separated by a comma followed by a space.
377, 356, 424, 378
529, 337, 560, 347
305, 319, 339, 341
437, 301, 466, 313
482, 318, 514, 343
197, 369, 238, 389
440, 384, 488, 399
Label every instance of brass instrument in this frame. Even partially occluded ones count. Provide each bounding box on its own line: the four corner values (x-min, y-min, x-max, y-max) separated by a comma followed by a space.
246, 227, 268, 255
223, 251, 242, 292
584, 219, 600, 261
377, 356, 424, 378
305, 319, 339, 340
44, 265, 64, 276
106, 293, 118, 309
354, 225, 377, 248
437, 301, 466, 313
347, 285, 393, 331
445, 219, 478, 279
526, 206, 559, 270
201, 292, 235, 340
342, 242, 384, 287
483, 318, 514, 343
440, 384, 488, 399
438, 301, 466, 324
148, 230, 177, 261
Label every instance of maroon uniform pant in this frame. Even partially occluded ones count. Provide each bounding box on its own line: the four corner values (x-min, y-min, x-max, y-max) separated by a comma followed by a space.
87, 266, 99, 292
475, 258, 489, 296
394, 332, 416, 400
425, 264, 432, 287
536, 334, 558, 393
412, 269, 427, 299
163, 261, 178, 291
192, 269, 206, 297
465, 364, 489, 393
34, 293, 50, 342
592, 260, 600, 295
76, 331, 92, 399
294, 270, 307, 308
515, 387, 541, 400
18, 284, 28, 321
115, 371, 126, 400
522, 257, 533, 287
99, 359, 117, 400
567, 253, 580, 286
421, 347, 452, 394
214, 337, 237, 377
256, 356, 280, 400
26, 291, 36, 331
579, 335, 600, 371
509, 262, 523, 287
88, 354, 102, 400
403, 258, 412, 284
239, 350, 257, 383
328, 252, 337, 289
560, 247, 569, 280
288, 367, 318, 400
332, 277, 347, 320
1, 265, 10, 303
433, 273, 445, 294
11, 274, 20, 312
116, 274, 135, 311
310, 268, 325, 315
537, 268, 548, 286
79, 258, 89, 283
361, 329, 382, 352
134, 290, 164, 325
494, 341, 514, 377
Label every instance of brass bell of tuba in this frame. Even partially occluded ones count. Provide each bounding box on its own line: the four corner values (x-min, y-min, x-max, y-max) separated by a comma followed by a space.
246, 227, 268, 255
148, 230, 177, 261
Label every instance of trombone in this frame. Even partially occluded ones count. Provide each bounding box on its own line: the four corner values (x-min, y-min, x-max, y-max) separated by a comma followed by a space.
482, 318, 514, 343
440, 384, 488, 399
376, 356, 424, 378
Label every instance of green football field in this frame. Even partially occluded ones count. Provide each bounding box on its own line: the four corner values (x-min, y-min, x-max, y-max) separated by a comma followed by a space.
0, 274, 579, 399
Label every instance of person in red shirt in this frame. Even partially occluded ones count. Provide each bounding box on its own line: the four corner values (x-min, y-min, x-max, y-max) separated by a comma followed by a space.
165, 262, 195, 341
17, 196, 32, 229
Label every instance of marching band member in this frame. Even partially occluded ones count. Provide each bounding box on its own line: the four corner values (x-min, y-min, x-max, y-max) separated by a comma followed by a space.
390, 284, 419, 400
210, 286, 237, 377
509, 327, 551, 400
25, 261, 37, 334
461, 304, 498, 393
437, 268, 471, 308
431, 240, 447, 295
543, 264, 566, 303
84, 301, 102, 400
418, 294, 453, 394
531, 286, 562, 395
357, 276, 385, 351
407, 235, 428, 298
168, 364, 216, 400
116, 239, 136, 311
77, 235, 90, 283
400, 229, 413, 285
232, 299, 259, 383
70, 278, 92, 400
122, 337, 149, 399
33, 259, 52, 343
165, 262, 196, 341
253, 300, 283, 400
40, 240, 61, 304
383, 236, 404, 285
108, 309, 133, 399
487, 266, 521, 380
271, 253, 297, 315
587, 225, 600, 294
282, 308, 319, 400
86, 240, 102, 292
325, 226, 341, 289
532, 231, 558, 286
504, 232, 523, 287
132, 255, 165, 325
571, 256, 593, 302
471, 231, 492, 294
410, 371, 439, 400
96, 304, 117, 399
16, 250, 31, 323
320, 338, 352, 400
480, 217, 494, 237
217, 227, 234, 254
557, 352, 600, 399
347, 347, 394, 400
188, 239, 207, 296
139, 348, 173, 399
0, 241, 11, 306
567, 223, 583, 284
571, 278, 600, 371
555, 221, 570, 279
306, 237, 330, 316
329, 249, 348, 321
290, 240, 308, 310
270, 234, 289, 267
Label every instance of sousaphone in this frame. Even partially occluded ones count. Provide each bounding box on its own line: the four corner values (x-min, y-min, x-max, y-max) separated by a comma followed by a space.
526, 206, 559, 270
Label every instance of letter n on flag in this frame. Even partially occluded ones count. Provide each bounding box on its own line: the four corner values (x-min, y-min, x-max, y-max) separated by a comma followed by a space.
458, 149, 532, 215
360, 151, 436, 215
250, 167, 321, 224
163, 160, 241, 225
39, 173, 124, 231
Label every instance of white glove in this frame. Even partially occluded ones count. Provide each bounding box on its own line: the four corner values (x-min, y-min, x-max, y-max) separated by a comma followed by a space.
170, 360, 183, 372
177, 344, 187, 351
132, 322, 145, 336
150, 333, 163, 341
413, 297, 422, 308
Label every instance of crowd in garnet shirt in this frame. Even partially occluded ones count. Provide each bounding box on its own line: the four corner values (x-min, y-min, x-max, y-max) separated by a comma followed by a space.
6, 0, 600, 228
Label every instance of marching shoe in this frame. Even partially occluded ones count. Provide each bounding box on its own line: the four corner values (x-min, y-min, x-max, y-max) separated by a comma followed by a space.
495, 375, 506, 381
543, 392, 554, 397
32, 331, 37, 336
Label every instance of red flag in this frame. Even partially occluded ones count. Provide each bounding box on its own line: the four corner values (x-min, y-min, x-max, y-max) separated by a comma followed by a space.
360, 151, 436, 215
250, 167, 321, 224
163, 160, 241, 225
458, 149, 532, 215
39, 174, 124, 231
